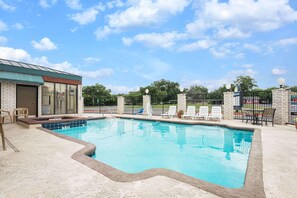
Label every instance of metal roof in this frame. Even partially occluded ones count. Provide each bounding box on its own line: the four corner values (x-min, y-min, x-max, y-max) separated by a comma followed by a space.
0, 58, 82, 81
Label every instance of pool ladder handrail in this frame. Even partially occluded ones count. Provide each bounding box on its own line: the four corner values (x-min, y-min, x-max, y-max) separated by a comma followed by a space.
107, 106, 115, 119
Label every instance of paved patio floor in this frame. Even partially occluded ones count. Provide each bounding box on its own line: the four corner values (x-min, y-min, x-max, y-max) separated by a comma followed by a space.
0, 115, 296, 198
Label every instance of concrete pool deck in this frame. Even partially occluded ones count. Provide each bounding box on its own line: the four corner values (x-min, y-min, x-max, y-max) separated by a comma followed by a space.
0, 115, 297, 198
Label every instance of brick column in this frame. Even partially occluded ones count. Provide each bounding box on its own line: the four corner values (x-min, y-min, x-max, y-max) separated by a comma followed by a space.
272, 89, 290, 125
78, 85, 84, 116
223, 92, 234, 120
177, 93, 186, 112
143, 95, 151, 116
117, 96, 125, 114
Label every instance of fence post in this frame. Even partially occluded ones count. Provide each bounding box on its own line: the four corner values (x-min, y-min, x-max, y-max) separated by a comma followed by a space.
272, 88, 290, 125
117, 96, 125, 114
177, 93, 186, 113
223, 92, 234, 120
143, 95, 151, 116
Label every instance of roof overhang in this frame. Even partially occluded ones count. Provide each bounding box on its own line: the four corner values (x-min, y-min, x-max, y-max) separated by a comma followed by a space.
0, 71, 44, 85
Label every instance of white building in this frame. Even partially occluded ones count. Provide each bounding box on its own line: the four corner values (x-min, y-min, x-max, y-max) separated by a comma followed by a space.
0, 58, 83, 117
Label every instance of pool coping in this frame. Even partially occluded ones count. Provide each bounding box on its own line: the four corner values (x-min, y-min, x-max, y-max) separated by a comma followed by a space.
38, 117, 265, 198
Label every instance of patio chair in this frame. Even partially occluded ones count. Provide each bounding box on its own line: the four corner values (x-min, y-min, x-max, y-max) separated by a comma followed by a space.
13, 108, 29, 122
181, 106, 196, 119
194, 106, 209, 120
161, 106, 176, 118
0, 109, 12, 123
208, 106, 223, 121
134, 108, 144, 115
259, 108, 276, 126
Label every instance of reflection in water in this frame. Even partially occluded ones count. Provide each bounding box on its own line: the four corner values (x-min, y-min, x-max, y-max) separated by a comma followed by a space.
126, 120, 252, 156
176, 125, 186, 150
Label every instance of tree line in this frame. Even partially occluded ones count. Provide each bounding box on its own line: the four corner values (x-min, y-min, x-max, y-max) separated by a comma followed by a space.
83, 76, 297, 106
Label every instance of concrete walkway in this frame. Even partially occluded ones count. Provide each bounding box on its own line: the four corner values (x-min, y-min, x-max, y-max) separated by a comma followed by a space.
0, 116, 296, 198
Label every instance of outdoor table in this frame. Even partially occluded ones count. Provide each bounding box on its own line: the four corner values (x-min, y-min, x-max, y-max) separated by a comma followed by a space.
243, 109, 263, 125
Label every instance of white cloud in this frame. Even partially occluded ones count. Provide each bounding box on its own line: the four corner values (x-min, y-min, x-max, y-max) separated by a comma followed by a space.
209, 47, 231, 58
179, 39, 214, 51
39, 0, 58, 9
272, 68, 287, 75
106, 0, 124, 9
0, 0, 15, 11
70, 4, 104, 25
216, 27, 251, 39
0, 47, 31, 61
0, 47, 113, 79
84, 57, 101, 64
95, 26, 113, 40
0, 36, 8, 45
31, 37, 58, 51
123, 32, 187, 49
186, 0, 297, 38
106, 85, 137, 94
13, 23, 24, 30
0, 20, 8, 32
243, 43, 261, 53
65, 0, 82, 10
70, 8, 98, 25
276, 37, 297, 46
97, 0, 190, 39
181, 67, 257, 91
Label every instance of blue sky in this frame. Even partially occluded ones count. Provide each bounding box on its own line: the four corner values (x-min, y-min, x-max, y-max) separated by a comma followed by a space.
1, 0, 297, 93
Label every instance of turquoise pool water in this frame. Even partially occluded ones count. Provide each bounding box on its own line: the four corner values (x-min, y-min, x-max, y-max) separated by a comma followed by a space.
54, 119, 253, 188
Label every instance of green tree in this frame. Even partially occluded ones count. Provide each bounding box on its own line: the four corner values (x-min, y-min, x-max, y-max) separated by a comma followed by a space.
83, 83, 112, 106
233, 76, 257, 92
186, 85, 208, 99
208, 86, 228, 99
290, 86, 297, 92
139, 79, 180, 104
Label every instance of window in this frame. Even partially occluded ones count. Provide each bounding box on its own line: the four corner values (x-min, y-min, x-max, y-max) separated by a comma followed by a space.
42, 82, 54, 115
42, 82, 78, 115
55, 83, 66, 114
67, 85, 77, 114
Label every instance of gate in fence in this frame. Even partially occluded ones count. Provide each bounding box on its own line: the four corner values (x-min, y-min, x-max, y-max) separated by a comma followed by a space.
290, 92, 297, 124
233, 91, 272, 121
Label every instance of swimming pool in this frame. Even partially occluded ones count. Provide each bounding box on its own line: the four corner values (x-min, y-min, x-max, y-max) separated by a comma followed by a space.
54, 118, 253, 188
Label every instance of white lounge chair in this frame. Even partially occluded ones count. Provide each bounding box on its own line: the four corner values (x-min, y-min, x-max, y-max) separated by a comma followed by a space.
181, 106, 196, 119
161, 106, 176, 118
195, 106, 209, 120
208, 106, 222, 121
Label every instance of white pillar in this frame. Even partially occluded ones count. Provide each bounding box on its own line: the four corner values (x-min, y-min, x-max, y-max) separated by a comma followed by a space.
272, 88, 290, 125
177, 93, 186, 112
117, 96, 125, 114
223, 92, 234, 120
78, 85, 84, 116
143, 95, 151, 116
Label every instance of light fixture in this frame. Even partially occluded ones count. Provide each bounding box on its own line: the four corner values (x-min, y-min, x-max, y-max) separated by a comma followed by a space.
179, 86, 184, 93
277, 78, 285, 88
145, 88, 149, 95
225, 83, 231, 91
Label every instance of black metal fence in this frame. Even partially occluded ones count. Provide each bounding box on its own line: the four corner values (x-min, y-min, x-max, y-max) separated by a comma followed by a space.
186, 94, 223, 113
124, 96, 142, 115
233, 91, 272, 120
151, 96, 177, 116
84, 97, 117, 114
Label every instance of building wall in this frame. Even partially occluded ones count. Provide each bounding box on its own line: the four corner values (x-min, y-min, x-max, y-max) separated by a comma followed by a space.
1, 80, 83, 117
1, 80, 16, 114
